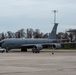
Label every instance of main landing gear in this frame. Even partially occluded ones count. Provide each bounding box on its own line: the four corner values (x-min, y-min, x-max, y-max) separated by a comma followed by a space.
32, 48, 40, 53
21, 48, 27, 52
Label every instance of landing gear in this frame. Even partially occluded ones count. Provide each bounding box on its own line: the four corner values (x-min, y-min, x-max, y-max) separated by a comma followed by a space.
6, 50, 8, 53
6, 47, 10, 53
1, 50, 5, 53
32, 48, 40, 53
21, 48, 27, 52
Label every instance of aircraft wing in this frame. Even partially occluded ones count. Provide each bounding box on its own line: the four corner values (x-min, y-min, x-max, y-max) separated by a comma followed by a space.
21, 43, 61, 49
22, 43, 58, 47
21, 44, 44, 50
22, 44, 36, 47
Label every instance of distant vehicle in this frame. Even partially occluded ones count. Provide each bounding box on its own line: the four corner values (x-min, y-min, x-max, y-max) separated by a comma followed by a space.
0, 23, 60, 53
0, 47, 6, 53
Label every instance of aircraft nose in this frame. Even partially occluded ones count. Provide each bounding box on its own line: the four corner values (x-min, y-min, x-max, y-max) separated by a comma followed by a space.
0, 40, 4, 47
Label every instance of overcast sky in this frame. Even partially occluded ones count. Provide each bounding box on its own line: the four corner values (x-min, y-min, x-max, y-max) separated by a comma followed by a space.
0, 0, 76, 33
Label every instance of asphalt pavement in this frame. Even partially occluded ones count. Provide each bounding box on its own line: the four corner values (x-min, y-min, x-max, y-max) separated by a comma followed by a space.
0, 49, 76, 75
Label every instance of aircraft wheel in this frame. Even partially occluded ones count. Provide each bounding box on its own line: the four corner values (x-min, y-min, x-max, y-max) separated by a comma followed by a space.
32, 48, 35, 53
36, 50, 40, 53
37, 50, 40, 53
21, 48, 27, 52
6, 47, 9, 53
6, 51, 8, 53
6, 49, 9, 53
32, 49, 34, 53
24, 49, 27, 52
35, 51, 37, 53
2, 50, 5, 53
32, 48, 40, 53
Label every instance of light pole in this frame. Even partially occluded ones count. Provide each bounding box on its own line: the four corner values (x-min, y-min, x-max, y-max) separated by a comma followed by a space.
52, 10, 58, 24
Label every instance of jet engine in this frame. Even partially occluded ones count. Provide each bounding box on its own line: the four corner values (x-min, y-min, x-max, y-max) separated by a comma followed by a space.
52, 43, 61, 49
32, 44, 43, 53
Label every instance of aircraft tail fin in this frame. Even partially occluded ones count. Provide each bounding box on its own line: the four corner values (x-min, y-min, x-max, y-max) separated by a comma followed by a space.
48, 23, 58, 39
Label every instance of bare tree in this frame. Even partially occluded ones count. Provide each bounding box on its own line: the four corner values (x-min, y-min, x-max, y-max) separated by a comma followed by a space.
5, 33, 8, 38
43, 33, 48, 38
7, 31, 13, 38
1, 33, 5, 39
15, 29, 25, 38
19, 29, 25, 38
64, 32, 69, 39
69, 33, 73, 42
39, 32, 44, 38
26, 28, 33, 38
33, 29, 40, 38
57, 32, 65, 39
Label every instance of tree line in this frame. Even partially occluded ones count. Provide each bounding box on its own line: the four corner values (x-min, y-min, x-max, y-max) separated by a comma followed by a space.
0, 28, 76, 42
0, 28, 48, 40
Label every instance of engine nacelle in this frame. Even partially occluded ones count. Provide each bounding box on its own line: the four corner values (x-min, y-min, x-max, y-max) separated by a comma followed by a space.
34, 44, 43, 50
52, 44, 61, 49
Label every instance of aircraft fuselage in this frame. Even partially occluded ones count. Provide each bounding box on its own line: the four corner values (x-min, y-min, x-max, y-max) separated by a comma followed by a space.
1, 38, 58, 49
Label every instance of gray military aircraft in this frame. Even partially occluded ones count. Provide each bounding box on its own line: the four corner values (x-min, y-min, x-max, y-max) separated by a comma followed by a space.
0, 23, 61, 53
